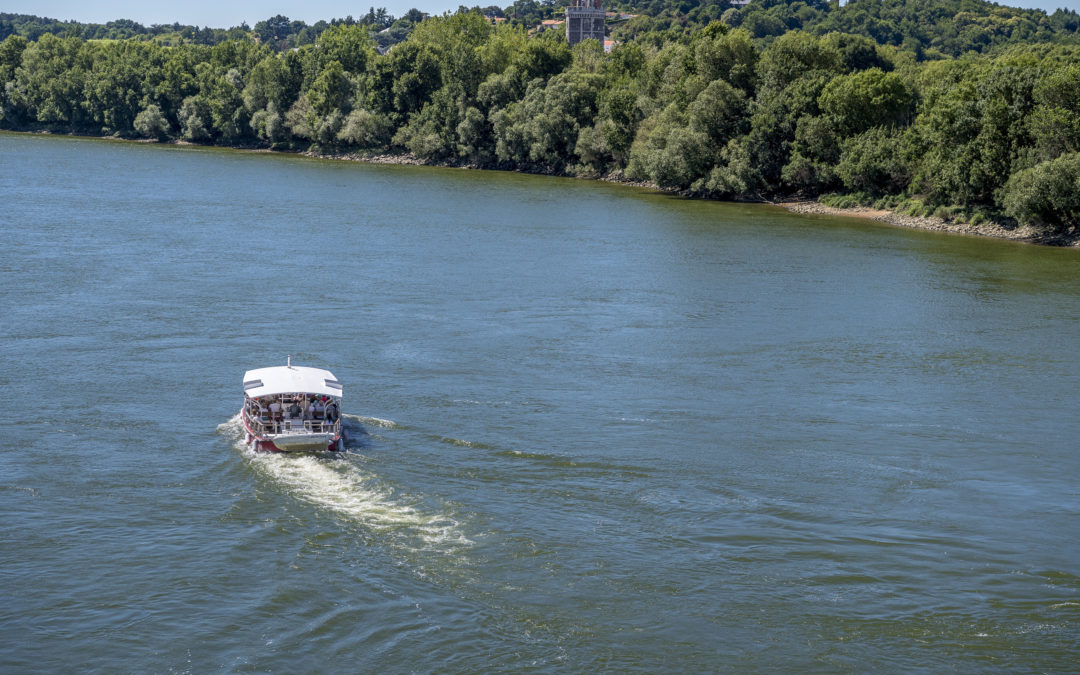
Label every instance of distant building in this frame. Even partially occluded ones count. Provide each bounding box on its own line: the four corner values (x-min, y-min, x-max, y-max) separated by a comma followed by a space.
565, 0, 605, 47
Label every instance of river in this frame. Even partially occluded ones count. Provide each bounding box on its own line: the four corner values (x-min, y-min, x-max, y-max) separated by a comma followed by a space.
2, 132, 1079, 671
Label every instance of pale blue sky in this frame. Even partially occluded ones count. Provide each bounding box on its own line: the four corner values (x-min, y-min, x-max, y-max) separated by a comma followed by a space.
2, 0, 1078, 27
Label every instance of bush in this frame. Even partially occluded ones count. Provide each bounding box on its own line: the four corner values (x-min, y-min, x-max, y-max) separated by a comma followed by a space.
836, 126, 910, 195
133, 104, 169, 140
337, 108, 391, 148
179, 97, 211, 142
1000, 153, 1080, 233
819, 192, 843, 207
250, 103, 286, 143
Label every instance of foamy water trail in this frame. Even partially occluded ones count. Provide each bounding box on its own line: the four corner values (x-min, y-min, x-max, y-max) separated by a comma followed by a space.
217, 415, 469, 548
344, 413, 399, 429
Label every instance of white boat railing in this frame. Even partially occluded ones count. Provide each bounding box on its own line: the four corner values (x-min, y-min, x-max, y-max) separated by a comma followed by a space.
245, 411, 340, 437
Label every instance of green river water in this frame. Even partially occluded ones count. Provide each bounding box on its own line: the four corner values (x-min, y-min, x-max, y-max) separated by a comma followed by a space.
2, 132, 1079, 671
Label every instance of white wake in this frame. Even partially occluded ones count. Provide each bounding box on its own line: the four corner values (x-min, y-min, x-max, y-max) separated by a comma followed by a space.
218, 415, 469, 548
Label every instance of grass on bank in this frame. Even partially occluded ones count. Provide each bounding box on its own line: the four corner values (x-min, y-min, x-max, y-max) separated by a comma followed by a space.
819, 192, 999, 227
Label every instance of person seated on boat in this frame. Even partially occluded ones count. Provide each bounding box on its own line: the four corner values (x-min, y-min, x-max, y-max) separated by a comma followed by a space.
325, 402, 338, 425
313, 397, 326, 419
255, 399, 269, 421
286, 399, 302, 419
305, 399, 317, 420
268, 399, 282, 420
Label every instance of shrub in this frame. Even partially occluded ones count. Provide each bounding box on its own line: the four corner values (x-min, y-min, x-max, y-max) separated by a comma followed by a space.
133, 104, 169, 140
837, 127, 910, 195
1000, 153, 1080, 233
339, 108, 389, 149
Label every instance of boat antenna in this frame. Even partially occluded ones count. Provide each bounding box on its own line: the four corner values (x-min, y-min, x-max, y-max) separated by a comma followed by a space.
287, 355, 291, 367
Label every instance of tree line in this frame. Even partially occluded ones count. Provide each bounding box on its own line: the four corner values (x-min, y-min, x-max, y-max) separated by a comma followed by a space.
0, 9, 416, 50
1, 0, 1079, 235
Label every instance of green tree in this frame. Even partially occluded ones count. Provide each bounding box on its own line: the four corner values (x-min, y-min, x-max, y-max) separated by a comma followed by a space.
133, 102, 169, 139
627, 103, 711, 190
250, 100, 286, 143
1029, 63, 1080, 162
152, 46, 204, 128
688, 78, 749, 150
307, 59, 351, 118
242, 55, 288, 112
284, 95, 316, 140
83, 41, 154, 134
818, 67, 913, 136
0, 34, 28, 124
912, 53, 1040, 206
493, 71, 601, 169
337, 107, 392, 147
456, 104, 491, 162
1000, 152, 1080, 233
179, 95, 211, 140
393, 84, 460, 159
781, 114, 841, 191
14, 33, 91, 127
312, 23, 376, 74
693, 27, 757, 95
836, 126, 911, 194
408, 11, 492, 96
594, 81, 641, 167
477, 66, 526, 113
0, 34, 27, 83
755, 31, 841, 94
511, 31, 572, 81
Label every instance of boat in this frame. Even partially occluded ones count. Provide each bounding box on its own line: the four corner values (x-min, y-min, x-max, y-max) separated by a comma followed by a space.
241, 358, 345, 452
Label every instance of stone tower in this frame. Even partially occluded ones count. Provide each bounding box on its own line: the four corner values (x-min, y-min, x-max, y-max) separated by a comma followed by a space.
565, 0, 605, 47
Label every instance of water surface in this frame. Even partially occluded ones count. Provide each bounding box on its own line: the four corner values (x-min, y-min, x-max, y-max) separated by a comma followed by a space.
2, 133, 1079, 671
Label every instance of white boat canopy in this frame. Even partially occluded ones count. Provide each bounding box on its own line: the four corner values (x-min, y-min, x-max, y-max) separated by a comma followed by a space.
243, 365, 343, 399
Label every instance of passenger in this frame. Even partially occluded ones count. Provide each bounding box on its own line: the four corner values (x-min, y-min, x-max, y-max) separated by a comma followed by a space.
314, 397, 325, 418
325, 402, 338, 424
287, 399, 302, 419
306, 399, 317, 420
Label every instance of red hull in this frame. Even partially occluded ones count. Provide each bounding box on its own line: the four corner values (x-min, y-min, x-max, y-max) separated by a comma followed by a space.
242, 411, 344, 452
246, 433, 344, 453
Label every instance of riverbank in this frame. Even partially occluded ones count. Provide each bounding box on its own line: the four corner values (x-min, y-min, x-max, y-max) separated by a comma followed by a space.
303, 145, 1080, 247
8, 130, 1077, 246
778, 200, 1080, 247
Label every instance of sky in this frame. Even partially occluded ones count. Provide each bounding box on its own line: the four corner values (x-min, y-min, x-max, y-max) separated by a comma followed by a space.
2, 0, 1078, 27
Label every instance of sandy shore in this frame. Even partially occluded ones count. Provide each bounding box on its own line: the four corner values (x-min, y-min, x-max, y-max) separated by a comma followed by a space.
778, 200, 1079, 247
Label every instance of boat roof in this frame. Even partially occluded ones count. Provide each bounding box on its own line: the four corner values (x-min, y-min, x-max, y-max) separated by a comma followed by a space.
242, 365, 342, 398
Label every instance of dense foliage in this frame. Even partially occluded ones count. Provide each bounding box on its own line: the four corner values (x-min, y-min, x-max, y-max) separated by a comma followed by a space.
0, 10, 417, 50
0, 12, 253, 45
2, 0, 1080, 235
606, 0, 1080, 57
